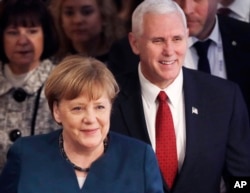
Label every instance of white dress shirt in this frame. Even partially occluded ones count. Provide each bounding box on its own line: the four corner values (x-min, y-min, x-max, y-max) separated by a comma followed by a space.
218, 0, 250, 23
184, 16, 228, 79
139, 64, 186, 171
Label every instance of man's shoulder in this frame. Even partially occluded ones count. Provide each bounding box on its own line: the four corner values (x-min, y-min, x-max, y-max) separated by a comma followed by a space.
183, 67, 238, 90
115, 71, 140, 89
218, 15, 250, 34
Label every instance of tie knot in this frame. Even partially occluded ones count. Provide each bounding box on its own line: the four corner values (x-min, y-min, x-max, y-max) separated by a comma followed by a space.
157, 91, 168, 102
193, 39, 211, 57
217, 7, 231, 16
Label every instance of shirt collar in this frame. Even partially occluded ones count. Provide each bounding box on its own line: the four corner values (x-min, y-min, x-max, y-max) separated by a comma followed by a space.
218, 0, 250, 21
0, 59, 54, 96
139, 63, 183, 108
188, 15, 220, 46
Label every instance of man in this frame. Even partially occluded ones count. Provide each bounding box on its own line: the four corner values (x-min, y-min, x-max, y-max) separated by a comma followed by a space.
110, 0, 250, 192
174, 0, 250, 114
108, 0, 250, 115
218, 0, 250, 23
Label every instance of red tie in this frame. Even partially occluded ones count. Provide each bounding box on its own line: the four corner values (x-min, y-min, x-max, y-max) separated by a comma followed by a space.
156, 91, 178, 189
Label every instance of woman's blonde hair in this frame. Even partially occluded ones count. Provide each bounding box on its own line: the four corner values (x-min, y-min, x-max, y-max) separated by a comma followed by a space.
45, 55, 119, 115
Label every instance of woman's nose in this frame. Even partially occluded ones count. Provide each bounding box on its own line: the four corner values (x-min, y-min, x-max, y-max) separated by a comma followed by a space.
82, 110, 96, 123
72, 12, 84, 23
16, 34, 30, 45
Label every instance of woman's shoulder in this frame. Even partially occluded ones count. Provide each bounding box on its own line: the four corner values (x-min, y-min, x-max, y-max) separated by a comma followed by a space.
108, 131, 151, 150
14, 129, 61, 148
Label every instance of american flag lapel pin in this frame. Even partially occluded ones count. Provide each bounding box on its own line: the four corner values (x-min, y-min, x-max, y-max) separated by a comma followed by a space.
192, 107, 198, 115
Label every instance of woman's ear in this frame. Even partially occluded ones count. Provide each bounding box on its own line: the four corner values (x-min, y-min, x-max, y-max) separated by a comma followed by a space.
53, 101, 61, 124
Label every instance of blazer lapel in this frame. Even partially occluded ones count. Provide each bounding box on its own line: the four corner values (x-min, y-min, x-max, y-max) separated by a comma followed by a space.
118, 72, 151, 144
174, 68, 210, 191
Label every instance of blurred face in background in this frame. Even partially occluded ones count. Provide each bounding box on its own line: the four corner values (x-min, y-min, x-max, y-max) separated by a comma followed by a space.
3, 25, 44, 74
61, 0, 103, 44
174, 0, 219, 40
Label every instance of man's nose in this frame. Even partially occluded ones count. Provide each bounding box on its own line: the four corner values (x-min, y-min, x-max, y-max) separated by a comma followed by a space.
162, 41, 174, 56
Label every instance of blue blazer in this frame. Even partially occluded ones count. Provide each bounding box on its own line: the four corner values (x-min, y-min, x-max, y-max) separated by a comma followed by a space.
0, 130, 164, 193
110, 67, 250, 193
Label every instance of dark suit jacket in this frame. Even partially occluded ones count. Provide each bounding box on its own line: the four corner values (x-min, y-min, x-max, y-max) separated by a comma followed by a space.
0, 130, 164, 193
110, 67, 250, 193
107, 15, 250, 115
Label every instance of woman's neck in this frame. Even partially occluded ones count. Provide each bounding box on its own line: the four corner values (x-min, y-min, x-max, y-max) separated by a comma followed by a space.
62, 134, 105, 171
72, 37, 107, 57
8, 61, 40, 75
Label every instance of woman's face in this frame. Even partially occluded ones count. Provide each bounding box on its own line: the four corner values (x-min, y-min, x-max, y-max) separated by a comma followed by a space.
53, 91, 111, 151
61, 0, 103, 44
3, 25, 44, 74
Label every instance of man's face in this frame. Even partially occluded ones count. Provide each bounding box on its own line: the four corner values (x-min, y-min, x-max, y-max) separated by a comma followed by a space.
129, 12, 188, 89
174, 0, 219, 40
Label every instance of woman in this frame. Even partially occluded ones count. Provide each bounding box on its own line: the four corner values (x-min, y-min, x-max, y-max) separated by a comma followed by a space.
0, 55, 164, 193
0, 0, 59, 171
49, 0, 126, 63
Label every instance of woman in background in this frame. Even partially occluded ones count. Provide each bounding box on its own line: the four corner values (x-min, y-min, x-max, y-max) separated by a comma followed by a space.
49, 0, 125, 63
0, 0, 59, 171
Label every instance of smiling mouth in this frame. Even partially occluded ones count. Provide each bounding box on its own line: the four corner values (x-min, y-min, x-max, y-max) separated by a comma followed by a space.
80, 129, 98, 134
160, 60, 176, 65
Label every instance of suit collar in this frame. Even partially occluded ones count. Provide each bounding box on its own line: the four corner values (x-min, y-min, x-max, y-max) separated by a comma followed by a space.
117, 72, 151, 144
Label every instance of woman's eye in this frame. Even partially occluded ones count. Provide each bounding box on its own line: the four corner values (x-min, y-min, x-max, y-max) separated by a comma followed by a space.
81, 7, 94, 16
63, 9, 74, 17
6, 30, 18, 35
28, 28, 39, 34
96, 105, 105, 110
72, 106, 82, 111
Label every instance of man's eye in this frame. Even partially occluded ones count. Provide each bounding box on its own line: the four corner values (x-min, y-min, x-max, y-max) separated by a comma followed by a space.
152, 38, 165, 45
173, 37, 182, 41
152, 39, 163, 43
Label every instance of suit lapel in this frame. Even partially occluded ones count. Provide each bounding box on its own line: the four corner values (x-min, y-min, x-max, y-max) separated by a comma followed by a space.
174, 68, 210, 190
118, 73, 151, 144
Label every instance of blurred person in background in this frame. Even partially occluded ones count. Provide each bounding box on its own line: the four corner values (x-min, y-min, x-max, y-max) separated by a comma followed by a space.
49, 0, 126, 64
0, 0, 59, 172
173, 0, 250, 115
218, 0, 250, 23
113, 0, 143, 33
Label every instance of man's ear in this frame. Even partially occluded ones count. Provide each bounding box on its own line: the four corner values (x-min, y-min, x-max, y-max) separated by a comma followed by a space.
128, 32, 140, 55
